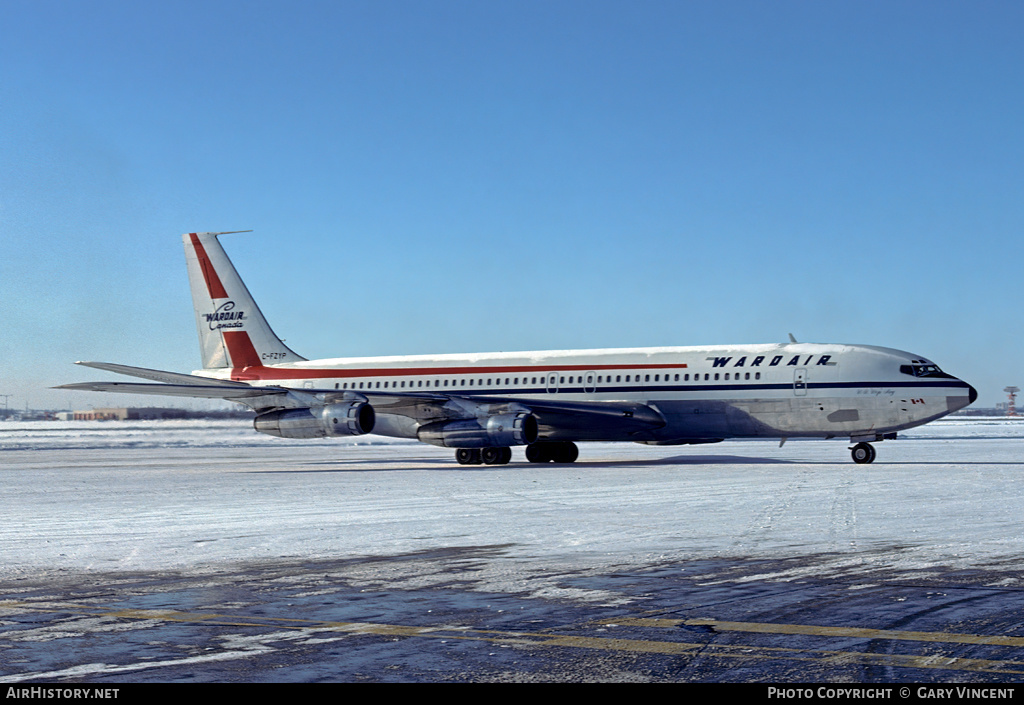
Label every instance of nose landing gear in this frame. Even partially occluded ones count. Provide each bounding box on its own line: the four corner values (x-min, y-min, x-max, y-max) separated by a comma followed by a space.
850, 442, 876, 464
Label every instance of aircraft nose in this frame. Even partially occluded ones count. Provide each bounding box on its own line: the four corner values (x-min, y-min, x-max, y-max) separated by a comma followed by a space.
947, 381, 978, 413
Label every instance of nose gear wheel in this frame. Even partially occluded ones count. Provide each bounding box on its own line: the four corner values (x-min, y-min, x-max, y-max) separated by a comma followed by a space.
850, 442, 876, 464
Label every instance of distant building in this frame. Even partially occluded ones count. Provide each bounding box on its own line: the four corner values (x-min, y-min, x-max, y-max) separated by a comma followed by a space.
71, 407, 190, 421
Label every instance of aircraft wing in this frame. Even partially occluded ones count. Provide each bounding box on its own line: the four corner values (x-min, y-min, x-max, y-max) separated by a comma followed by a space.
57, 363, 667, 437
57, 362, 451, 409
507, 396, 665, 436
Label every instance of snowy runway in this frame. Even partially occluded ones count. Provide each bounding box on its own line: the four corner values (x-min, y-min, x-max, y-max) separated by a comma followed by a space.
3, 418, 1023, 582
2, 417, 1023, 681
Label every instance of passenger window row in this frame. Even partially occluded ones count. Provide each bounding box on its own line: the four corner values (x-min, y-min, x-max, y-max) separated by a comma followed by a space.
328, 370, 762, 390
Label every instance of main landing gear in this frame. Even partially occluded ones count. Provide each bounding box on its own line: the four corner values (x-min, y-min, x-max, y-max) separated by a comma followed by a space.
525, 441, 578, 464
455, 447, 513, 465
850, 442, 877, 464
453, 441, 581, 465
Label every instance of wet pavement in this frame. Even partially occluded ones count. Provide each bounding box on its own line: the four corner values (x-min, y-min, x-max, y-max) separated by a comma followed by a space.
4, 546, 1024, 683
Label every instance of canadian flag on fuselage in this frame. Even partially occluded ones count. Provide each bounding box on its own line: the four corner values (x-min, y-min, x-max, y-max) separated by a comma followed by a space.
183, 232, 306, 370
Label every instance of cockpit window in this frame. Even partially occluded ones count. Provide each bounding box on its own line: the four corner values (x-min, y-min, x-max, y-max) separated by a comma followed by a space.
900, 363, 948, 378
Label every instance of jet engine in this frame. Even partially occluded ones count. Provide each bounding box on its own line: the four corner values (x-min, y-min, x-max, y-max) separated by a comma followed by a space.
254, 401, 375, 439
417, 412, 538, 448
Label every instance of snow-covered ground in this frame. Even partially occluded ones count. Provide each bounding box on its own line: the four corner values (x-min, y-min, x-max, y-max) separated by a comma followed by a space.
0, 417, 413, 451
2, 417, 1022, 589
1, 415, 1019, 451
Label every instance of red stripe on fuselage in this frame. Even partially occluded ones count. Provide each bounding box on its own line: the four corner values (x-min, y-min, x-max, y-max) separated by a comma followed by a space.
230, 362, 688, 382
189, 233, 230, 299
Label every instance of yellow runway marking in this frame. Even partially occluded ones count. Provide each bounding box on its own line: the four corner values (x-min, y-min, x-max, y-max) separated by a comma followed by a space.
614, 617, 1024, 648
4, 600, 1024, 677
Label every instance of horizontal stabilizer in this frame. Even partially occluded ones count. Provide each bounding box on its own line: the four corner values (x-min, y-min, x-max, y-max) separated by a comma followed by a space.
54, 381, 282, 400
75, 361, 253, 387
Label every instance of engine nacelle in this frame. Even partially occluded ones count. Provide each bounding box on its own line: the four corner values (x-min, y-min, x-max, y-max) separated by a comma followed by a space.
254, 402, 375, 439
417, 412, 538, 448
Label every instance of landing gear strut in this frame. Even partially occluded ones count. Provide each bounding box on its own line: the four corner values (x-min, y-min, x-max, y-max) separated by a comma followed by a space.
455, 447, 512, 465
525, 441, 579, 463
850, 442, 876, 464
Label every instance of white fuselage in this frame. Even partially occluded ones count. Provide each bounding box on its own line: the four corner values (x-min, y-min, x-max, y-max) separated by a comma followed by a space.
196, 341, 975, 444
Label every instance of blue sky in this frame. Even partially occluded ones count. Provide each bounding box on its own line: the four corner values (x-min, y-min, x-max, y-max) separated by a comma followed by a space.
1, 0, 1021, 410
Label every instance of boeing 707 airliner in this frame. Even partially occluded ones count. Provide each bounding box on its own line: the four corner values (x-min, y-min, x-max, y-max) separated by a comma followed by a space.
59, 231, 977, 464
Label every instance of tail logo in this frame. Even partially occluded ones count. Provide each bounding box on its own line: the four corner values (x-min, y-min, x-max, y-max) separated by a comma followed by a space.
204, 301, 247, 331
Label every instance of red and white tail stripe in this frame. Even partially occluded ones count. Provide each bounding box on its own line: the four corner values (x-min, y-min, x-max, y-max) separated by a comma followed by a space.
183, 232, 306, 370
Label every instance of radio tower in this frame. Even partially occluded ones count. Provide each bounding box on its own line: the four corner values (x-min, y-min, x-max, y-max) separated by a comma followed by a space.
1005, 386, 1020, 417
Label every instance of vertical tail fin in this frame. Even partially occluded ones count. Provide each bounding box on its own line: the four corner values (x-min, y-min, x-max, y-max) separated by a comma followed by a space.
183, 232, 306, 370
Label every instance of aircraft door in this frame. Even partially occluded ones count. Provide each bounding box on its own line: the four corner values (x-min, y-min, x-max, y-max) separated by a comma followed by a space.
793, 368, 807, 396
545, 372, 559, 394
584, 371, 597, 394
